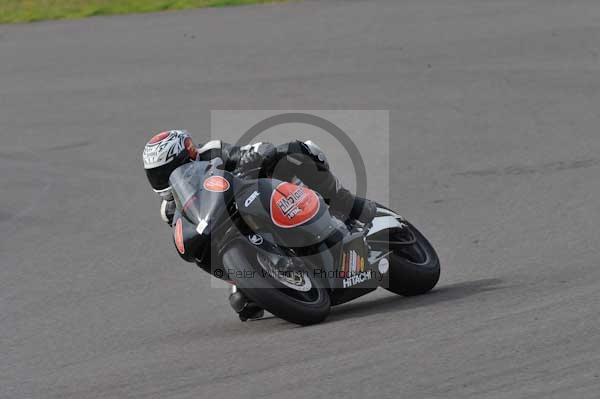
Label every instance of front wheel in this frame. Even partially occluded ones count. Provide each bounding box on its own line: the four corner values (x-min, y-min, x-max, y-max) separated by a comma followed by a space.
383, 221, 440, 296
221, 240, 331, 325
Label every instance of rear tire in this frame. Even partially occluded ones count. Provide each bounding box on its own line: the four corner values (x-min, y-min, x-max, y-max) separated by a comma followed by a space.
384, 221, 440, 296
221, 240, 331, 325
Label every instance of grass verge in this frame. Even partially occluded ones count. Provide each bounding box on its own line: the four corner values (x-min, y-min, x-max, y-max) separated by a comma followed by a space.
0, 0, 280, 24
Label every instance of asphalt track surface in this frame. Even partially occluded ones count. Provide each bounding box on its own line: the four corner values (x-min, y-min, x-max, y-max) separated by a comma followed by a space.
2, 1, 600, 398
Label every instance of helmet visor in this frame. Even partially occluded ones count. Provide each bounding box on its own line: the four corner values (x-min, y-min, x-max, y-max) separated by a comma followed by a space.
145, 162, 176, 191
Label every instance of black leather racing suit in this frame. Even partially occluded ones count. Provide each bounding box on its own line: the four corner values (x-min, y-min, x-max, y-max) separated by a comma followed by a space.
160, 139, 376, 226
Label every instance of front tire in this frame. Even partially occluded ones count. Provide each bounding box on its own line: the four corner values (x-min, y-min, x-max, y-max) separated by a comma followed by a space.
384, 221, 440, 296
221, 240, 331, 325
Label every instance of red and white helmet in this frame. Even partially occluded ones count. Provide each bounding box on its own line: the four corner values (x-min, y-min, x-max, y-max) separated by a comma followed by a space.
142, 130, 198, 192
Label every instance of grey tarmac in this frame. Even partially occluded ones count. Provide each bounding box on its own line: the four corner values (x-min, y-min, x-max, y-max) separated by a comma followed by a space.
1, 1, 600, 398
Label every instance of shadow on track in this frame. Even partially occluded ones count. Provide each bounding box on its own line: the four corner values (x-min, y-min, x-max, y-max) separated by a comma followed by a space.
176, 279, 509, 339
328, 278, 508, 322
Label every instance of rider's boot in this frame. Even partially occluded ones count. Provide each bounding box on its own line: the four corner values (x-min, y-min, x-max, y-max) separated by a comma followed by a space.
229, 285, 264, 322
329, 185, 377, 225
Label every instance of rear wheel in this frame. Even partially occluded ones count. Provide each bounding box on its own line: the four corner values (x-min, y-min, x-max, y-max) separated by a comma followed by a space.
221, 240, 331, 325
387, 221, 440, 296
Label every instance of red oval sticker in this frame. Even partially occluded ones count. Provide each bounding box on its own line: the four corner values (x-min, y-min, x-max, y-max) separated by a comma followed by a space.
203, 176, 230, 192
270, 182, 320, 229
174, 218, 185, 254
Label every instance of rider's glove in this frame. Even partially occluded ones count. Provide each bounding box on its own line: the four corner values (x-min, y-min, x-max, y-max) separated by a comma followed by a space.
238, 150, 264, 170
160, 199, 176, 225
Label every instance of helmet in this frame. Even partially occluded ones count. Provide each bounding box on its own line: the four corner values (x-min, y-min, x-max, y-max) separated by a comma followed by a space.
142, 130, 198, 192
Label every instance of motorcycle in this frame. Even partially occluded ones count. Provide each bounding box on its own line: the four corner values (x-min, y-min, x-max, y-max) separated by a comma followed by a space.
169, 158, 440, 325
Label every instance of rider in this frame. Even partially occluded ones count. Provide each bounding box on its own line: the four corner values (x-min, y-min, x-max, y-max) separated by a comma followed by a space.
142, 130, 377, 320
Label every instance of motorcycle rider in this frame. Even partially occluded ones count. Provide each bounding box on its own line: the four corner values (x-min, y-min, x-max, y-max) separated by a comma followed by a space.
142, 130, 377, 320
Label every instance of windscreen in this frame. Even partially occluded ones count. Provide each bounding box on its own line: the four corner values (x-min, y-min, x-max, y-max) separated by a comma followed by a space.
169, 161, 211, 223
169, 158, 231, 228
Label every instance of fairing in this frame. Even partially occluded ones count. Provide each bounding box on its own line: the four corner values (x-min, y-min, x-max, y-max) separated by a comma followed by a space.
167, 159, 385, 305
233, 178, 341, 249
169, 160, 235, 262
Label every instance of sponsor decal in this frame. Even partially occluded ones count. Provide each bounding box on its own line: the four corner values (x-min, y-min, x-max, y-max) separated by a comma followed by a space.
174, 218, 185, 254
343, 271, 373, 288
341, 250, 371, 287
245, 191, 260, 207
270, 182, 320, 229
340, 250, 366, 277
378, 258, 390, 274
203, 176, 230, 192
248, 234, 264, 245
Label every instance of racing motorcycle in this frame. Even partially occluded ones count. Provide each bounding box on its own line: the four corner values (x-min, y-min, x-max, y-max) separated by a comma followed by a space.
170, 158, 440, 325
